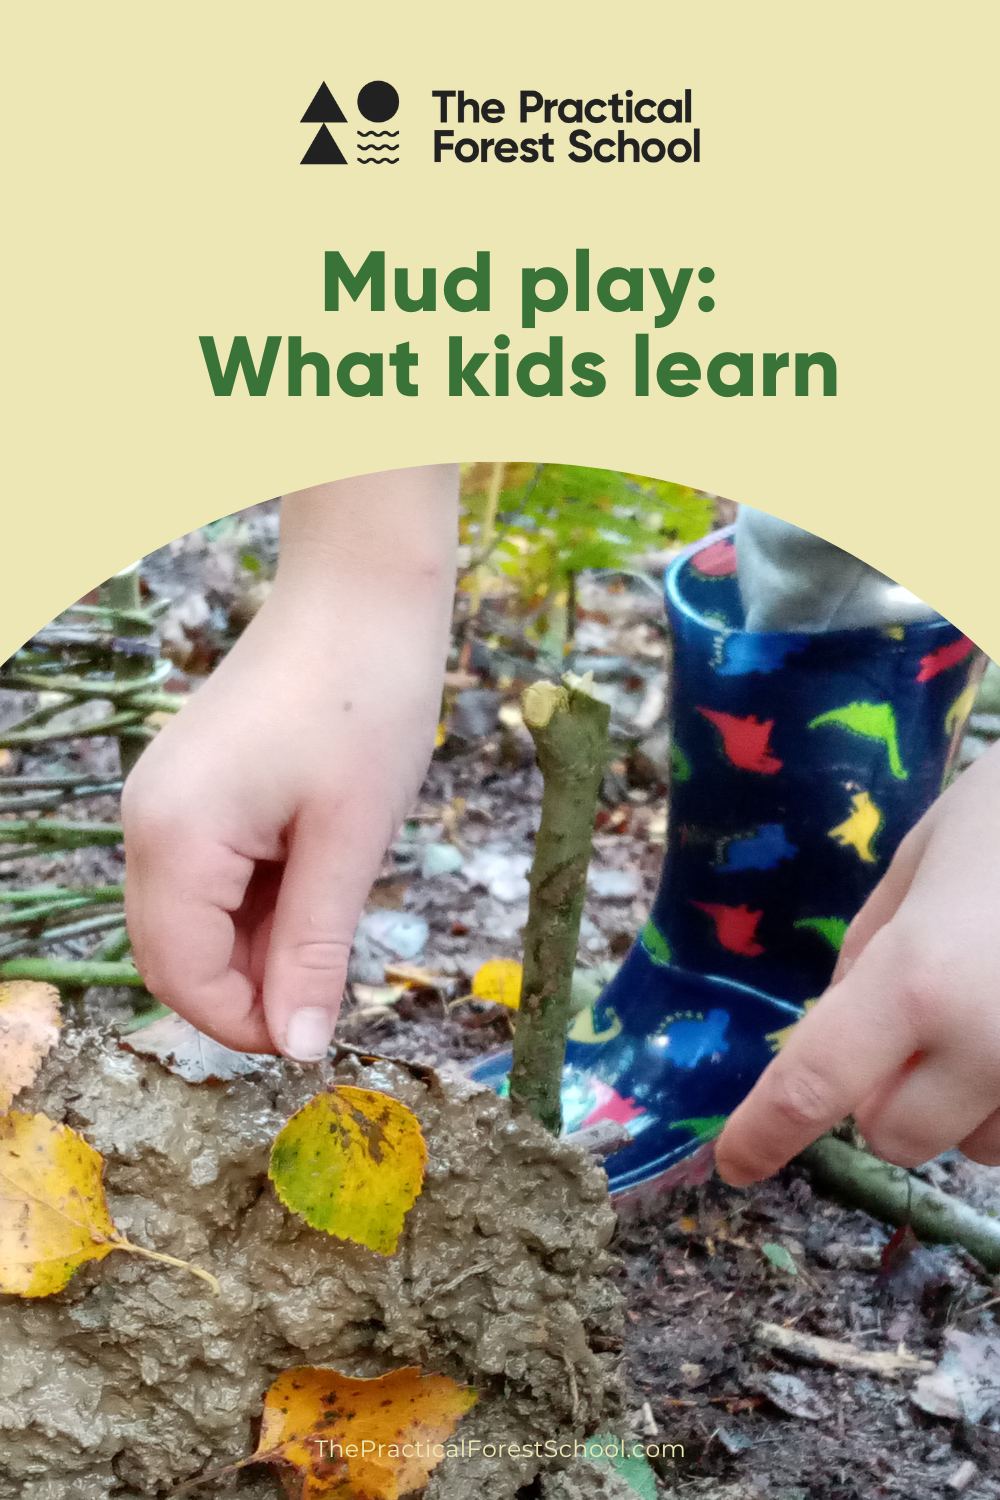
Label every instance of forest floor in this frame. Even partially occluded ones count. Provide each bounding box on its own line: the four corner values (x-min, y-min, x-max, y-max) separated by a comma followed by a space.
2, 502, 1000, 1499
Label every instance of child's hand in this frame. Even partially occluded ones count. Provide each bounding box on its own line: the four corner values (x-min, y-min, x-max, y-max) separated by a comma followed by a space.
122, 467, 458, 1060
716, 737, 1000, 1183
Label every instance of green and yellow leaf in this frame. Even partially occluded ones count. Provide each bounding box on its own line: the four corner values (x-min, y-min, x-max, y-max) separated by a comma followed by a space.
269, 1088, 427, 1256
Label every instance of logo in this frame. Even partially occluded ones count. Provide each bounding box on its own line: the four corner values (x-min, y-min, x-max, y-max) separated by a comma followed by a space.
301, 81, 399, 165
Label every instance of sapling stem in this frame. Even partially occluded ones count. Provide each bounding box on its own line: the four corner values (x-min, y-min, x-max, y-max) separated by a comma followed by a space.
508, 676, 610, 1133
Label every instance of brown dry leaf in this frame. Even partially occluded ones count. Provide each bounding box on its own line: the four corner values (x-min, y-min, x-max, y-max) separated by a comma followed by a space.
0, 981, 61, 1110
254, 1364, 477, 1499
122, 1011, 263, 1085
0, 1110, 218, 1297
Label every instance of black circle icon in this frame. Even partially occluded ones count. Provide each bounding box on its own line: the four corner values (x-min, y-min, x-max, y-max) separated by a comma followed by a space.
357, 80, 399, 123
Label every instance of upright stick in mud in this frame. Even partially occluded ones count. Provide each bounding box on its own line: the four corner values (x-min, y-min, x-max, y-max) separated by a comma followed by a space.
508, 677, 610, 1134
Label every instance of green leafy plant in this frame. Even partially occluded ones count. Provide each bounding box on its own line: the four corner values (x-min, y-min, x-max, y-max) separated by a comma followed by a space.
460, 462, 713, 665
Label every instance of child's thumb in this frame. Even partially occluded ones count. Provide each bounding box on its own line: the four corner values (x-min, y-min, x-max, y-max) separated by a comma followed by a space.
262, 805, 387, 1062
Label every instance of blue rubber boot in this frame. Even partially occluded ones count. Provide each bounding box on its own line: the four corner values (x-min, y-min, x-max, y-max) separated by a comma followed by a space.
472, 527, 983, 1197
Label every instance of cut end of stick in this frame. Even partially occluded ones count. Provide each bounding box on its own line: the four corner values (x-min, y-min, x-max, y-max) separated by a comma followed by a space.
522, 680, 569, 729
561, 669, 596, 696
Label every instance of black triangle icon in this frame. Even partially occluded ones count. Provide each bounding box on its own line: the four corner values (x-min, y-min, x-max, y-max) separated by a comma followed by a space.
301, 126, 348, 165
302, 83, 347, 124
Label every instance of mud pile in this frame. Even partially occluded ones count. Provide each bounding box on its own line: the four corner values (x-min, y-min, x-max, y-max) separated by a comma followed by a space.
1, 1026, 624, 1499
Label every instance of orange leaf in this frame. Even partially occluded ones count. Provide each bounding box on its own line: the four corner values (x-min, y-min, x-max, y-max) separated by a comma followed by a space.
254, 1364, 477, 1499
0, 981, 61, 1110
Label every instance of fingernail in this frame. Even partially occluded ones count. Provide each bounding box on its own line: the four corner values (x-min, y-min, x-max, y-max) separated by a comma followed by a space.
285, 1007, 336, 1062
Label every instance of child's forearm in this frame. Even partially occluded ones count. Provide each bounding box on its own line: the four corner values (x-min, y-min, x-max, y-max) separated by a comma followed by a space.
276, 466, 460, 595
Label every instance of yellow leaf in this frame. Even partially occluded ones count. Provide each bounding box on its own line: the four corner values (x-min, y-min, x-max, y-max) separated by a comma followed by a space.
252, 1364, 477, 1500
0, 1110, 219, 1298
0, 1110, 118, 1296
0, 980, 61, 1110
269, 1088, 427, 1256
434, 721, 446, 748
471, 958, 522, 1010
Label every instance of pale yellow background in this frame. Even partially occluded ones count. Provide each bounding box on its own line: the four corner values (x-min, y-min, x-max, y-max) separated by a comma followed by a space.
3, 3, 996, 656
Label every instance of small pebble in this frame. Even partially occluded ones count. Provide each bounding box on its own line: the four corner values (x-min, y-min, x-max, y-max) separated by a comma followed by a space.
948, 1459, 978, 1493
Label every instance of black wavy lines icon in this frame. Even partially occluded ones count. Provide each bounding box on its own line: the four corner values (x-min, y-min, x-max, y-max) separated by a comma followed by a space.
356, 137, 399, 164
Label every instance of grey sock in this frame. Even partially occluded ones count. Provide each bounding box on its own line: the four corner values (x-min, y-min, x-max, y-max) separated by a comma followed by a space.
734, 506, 938, 633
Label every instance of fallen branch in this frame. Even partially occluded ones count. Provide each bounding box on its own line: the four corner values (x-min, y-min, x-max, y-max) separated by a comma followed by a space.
755, 1321, 933, 1378
508, 675, 610, 1133
0, 661, 171, 699
797, 1134, 1000, 1274
0, 958, 144, 987
0, 884, 125, 903
0, 712, 144, 747
0, 821, 124, 849
0, 784, 124, 815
